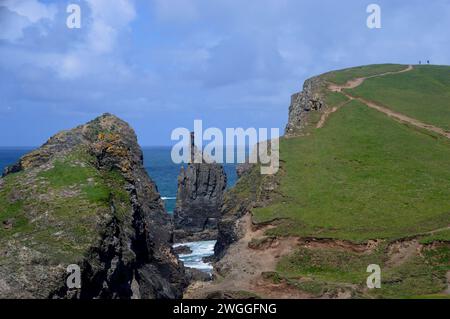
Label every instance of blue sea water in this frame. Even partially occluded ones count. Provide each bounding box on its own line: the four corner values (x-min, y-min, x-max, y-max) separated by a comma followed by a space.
0, 146, 238, 272
173, 240, 217, 273
0, 147, 34, 174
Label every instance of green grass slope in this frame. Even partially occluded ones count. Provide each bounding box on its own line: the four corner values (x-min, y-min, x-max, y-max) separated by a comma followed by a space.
0, 148, 131, 264
245, 64, 450, 298
273, 242, 449, 299
254, 99, 450, 242
347, 65, 450, 131
324, 64, 408, 85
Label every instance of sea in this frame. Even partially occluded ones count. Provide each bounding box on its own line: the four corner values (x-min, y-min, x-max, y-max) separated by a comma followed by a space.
0, 146, 239, 273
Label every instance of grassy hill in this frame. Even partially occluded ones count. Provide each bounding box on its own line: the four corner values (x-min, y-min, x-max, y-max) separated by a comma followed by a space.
246, 64, 450, 298
254, 65, 450, 242
255, 100, 450, 242
324, 63, 408, 85
0, 151, 128, 260
347, 65, 450, 132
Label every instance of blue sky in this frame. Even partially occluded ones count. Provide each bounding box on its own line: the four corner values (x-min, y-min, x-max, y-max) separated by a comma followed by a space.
0, 0, 449, 146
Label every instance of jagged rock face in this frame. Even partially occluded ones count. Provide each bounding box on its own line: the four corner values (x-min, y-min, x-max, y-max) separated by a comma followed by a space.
214, 196, 251, 260
0, 113, 186, 299
214, 151, 280, 260
173, 163, 227, 242
173, 134, 227, 242
285, 76, 324, 136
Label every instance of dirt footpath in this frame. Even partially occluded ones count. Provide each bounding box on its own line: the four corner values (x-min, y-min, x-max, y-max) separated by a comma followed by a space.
184, 214, 308, 299
328, 65, 450, 139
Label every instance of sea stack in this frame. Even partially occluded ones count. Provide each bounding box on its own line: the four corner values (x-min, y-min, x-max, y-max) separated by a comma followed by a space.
173, 133, 227, 242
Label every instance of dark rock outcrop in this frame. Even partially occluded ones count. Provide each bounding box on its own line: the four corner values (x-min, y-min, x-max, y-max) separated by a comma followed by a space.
214, 195, 252, 260
214, 153, 280, 259
173, 245, 192, 255
214, 163, 277, 259
173, 134, 227, 242
285, 76, 324, 136
0, 113, 186, 299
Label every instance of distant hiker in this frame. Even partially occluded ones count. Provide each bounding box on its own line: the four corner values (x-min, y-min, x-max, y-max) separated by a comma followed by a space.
419, 61, 422, 65
427, 60, 430, 64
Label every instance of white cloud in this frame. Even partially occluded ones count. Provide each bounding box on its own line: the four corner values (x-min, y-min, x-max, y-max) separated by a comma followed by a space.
85, 0, 136, 54
0, 0, 138, 78
51, 0, 137, 78
0, 0, 56, 41
3, 0, 56, 22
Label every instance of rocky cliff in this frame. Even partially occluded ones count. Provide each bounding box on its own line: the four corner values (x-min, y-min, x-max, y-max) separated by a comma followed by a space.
214, 163, 280, 259
173, 134, 227, 242
215, 75, 326, 259
0, 113, 186, 299
285, 76, 325, 136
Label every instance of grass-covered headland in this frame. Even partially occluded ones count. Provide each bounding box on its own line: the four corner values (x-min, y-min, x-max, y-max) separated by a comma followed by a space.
242, 64, 450, 298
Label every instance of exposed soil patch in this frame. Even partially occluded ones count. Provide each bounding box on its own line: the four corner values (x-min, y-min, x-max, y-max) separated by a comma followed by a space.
185, 214, 380, 299
184, 213, 304, 299
328, 65, 413, 92
386, 240, 421, 268
298, 238, 380, 254
185, 214, 447, 299
316, 100, 355, 129
316, 106, 338, 129
252, 277, 313, 299
329, 78, 365, 92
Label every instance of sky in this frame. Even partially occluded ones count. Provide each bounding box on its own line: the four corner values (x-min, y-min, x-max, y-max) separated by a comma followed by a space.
0, 0, 449, 146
